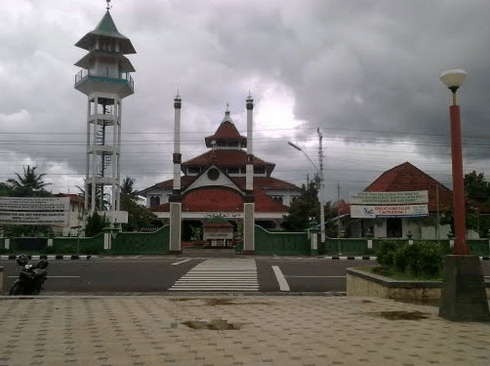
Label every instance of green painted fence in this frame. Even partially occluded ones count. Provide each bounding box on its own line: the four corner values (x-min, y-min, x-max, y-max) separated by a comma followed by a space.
2, 226, 489, 257
0, 226, 170, 255
111, 226, 169, 254
323, 238, 371, 255
467, 239, 490, 256
254, 226, 309, 255
52, 233, 105, 254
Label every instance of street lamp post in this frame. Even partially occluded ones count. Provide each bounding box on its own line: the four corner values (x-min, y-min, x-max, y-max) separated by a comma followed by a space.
438, 69, 490, 322
439, 69, 469, 255
288, 142, 325, 247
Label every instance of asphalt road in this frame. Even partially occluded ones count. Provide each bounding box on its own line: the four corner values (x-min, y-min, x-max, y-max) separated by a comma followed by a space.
2, 256, 490, 295
1, 256, 367, 294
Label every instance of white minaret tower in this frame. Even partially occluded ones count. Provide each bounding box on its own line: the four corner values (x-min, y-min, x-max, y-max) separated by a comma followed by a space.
169, 93, 182, 253
244, 93, 255, 253
74, 1, 136, 220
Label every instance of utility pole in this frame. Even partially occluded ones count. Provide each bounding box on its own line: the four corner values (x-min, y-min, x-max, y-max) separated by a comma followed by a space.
317, 128, 325, 244
288, 133, 326, 246
338, 182, 341, 254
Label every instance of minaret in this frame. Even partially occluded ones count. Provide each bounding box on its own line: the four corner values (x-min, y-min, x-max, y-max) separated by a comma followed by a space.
74, 2, 136, 219
244, 93, 255, 253
169, 93, 182, 253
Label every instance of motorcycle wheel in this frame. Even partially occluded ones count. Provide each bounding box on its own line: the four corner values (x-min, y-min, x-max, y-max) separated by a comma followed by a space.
32, 284, 42, 295
9, 283, 24, 295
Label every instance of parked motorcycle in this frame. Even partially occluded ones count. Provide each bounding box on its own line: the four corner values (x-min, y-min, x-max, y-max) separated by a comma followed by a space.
9, 255, 49, 295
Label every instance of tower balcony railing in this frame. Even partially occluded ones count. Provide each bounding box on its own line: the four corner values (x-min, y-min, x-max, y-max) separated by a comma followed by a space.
74, 69, 135, 91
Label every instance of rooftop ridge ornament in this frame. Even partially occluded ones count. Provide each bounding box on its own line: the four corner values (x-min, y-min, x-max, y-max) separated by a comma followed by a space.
106, 0, 111, 10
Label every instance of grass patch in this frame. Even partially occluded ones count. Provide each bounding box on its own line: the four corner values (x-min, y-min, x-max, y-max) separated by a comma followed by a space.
356, 264, 443, 281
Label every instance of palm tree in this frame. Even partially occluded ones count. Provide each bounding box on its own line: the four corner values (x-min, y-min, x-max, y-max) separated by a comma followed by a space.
76, 181, 109, 211
121, 177, 137, 199
7, 166, 51, 191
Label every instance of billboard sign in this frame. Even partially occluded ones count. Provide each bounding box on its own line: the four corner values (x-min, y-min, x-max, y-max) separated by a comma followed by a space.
350, 204, 429, 218
349, 191, 428, 205
0, 197, 69, 226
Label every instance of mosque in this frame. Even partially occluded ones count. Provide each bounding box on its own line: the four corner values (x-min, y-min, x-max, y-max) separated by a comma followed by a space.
139, 101, 302, 245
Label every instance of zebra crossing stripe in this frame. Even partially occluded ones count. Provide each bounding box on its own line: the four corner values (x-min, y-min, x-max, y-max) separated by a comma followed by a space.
169, 259, 259, 291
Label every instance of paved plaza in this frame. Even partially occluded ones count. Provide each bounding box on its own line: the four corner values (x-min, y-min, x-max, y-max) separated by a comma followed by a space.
1, 295, 490, 365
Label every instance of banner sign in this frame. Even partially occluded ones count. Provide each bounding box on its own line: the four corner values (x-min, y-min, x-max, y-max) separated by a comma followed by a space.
350, 204, 429, 218
349, 190, 428, 205
203, 232, 234, 240
0, 197, 69, 226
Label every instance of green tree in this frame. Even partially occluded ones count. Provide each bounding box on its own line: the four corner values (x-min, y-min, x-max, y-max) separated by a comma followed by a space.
463, 171, 490, 237
465, 171, 490, 203
323, 201, 341, 237
281, 182, 320, 231
0, 182, 14, 196
119, 177, 158, 231
121, 177, 136, 198
85, 212, 109, 237
6, 166, 51, 197
441, 171, 490, 237
120, 195, 158, 231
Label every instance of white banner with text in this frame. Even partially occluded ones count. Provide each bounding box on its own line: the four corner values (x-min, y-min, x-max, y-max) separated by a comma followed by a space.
349, 190, 428, 205
0, 197, 69, 226
350, 204, 429, 218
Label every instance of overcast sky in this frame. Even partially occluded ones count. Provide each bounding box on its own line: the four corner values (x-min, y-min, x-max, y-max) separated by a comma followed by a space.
1, 0, 490, 202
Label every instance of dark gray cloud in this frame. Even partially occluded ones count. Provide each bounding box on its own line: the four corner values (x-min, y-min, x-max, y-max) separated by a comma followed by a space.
1, 0, 490, 199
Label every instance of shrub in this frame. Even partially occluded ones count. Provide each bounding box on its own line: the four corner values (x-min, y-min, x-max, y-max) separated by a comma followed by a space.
371, 265, 391, 277
84, 246, 101, 255
376, 240, 398, 266
0, 247, 9, 254
61, 245, 75, 254
416, 241, 443, 277
393, 245, 411, 272
392, 241, 443, 278
438, 240, 451, 255
43, 246, 56, 254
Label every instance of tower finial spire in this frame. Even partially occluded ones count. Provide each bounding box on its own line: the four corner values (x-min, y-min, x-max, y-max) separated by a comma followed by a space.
106, 0, 111, 10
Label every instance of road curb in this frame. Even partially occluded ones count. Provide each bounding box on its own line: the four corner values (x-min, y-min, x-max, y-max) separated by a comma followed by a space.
324, 255, 490, 261
0, 255, 93, 261
324, 256, 377, 260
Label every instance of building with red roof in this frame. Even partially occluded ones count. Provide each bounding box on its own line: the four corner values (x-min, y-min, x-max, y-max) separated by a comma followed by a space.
52, 193, 85, 236
340, 162, 488, 239
139, 106, 301, 243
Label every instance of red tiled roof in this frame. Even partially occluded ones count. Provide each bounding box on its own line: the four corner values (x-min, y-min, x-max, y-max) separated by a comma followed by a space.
152, 176, 300, 192
365, 162, 453, 212
54, 193, 84, 205
332, 199, 350, 215
205, 121, 247, 147
152, 186, 289, 213
182, 149, 274, 168
153, 176, 195, 189
253, 187, 290, 212
203, 222, 233, 228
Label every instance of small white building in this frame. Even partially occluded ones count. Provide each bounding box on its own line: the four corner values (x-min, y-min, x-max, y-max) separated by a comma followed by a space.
53, 194, 86, 236
338, 162, 488, 240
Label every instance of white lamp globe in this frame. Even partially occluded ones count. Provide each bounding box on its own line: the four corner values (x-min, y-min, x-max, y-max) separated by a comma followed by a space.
440, 69, 467, 89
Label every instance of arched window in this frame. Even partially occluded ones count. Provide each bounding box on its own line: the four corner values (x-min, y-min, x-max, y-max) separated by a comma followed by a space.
150, 196, 160, 208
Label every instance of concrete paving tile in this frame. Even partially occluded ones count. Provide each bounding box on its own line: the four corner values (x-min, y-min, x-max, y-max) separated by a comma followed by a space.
2, 296, 490, 365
